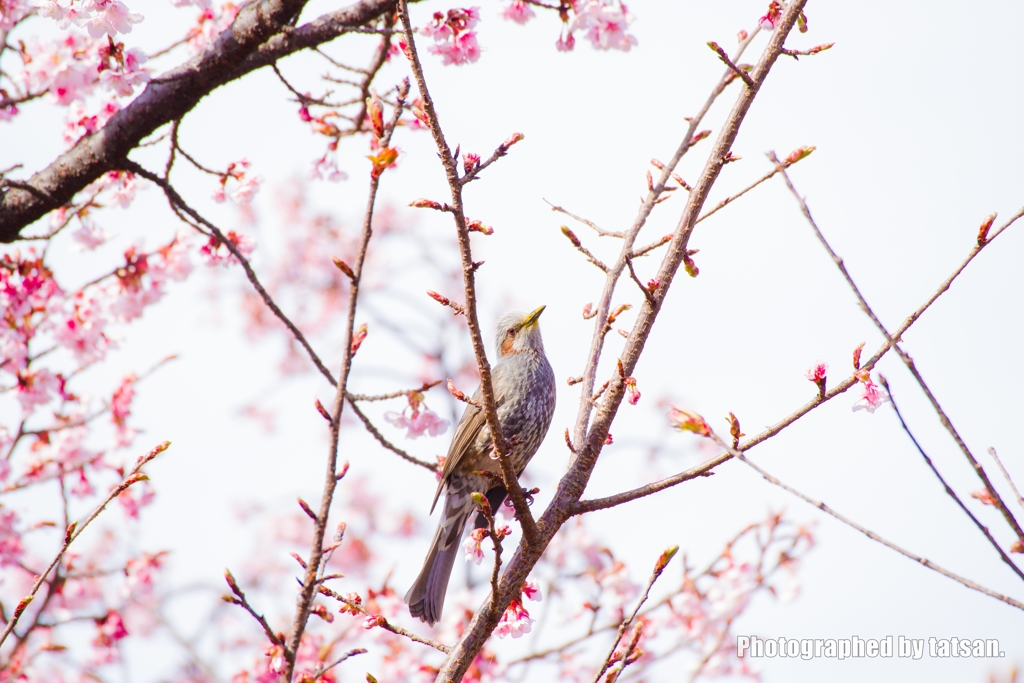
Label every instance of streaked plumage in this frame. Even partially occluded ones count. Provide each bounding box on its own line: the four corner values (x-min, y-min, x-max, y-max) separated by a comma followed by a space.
405, 307, 556, 625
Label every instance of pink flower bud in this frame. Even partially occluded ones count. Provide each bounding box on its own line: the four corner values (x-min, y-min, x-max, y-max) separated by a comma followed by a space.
350, 324, 367, 354
667, 406, 711, 437
971, 489, 997, 506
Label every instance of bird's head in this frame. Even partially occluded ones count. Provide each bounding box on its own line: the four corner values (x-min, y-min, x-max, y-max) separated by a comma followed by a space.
495, 306, 547, 357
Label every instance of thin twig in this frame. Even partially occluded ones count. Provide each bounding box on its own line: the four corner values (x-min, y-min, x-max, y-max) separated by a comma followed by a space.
707, 41, 755, 88
545, 199, 623, 237
398, 0, 539, 546
282, 79, 409, 681
988, 448, 1024, 511
881, 376, 1024, 581
0, 442, 170, 647
710, 432, 1024, 612
319, 585, 451, 653
592, 545, 677, 683
222, 569, 282, 646
774, 157, 1024, 546
347, 398, 438, 472
310, 647, 367, 680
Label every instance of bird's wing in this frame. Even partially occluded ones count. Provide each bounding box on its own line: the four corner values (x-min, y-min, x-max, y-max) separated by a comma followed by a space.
430, 380, 504, 513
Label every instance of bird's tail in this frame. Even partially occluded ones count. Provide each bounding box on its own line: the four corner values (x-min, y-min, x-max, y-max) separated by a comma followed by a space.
405, 489, 472, 625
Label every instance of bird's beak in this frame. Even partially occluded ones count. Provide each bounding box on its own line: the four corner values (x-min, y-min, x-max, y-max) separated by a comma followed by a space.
520, 305, 546, 329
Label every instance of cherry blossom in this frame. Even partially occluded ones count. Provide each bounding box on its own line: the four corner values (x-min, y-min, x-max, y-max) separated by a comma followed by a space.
462, 527, 490, 564
758, 1, 782, 30
111, 373, 137, 446
185, 2, 240, 54
200, 230, 256, 267
99, 46, 149, 97
384, 391, 450, 439
624, 376, 640, 405
15, 366, 60, 411
501, 0, 534, 25
117, 479, 155, 518
804, 360, 828, 383
494, 597, 533, 639
569, 0, 638, 52
421, 7, 482, 65
0, 509, 24, 567
852, 371, 890, 413
72, 219, 112, 250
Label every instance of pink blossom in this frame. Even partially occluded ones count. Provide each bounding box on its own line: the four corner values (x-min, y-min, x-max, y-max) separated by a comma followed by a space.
494, 597, 532, 638
186, 3, 239, 53
501, 0, 535, 24
463, 527, 488, 564
81, 0, 143, 37
71, 469, 95, 497
310, 152, 348, 181
111, 373, 137, 445
200, 230, 256, 267
421, 7, 482, 66
123, 552, 164, 597
570, 1, 638, 52
72, 219, 112, 250
758, 1, 782, 31
522, 579, 542, 602
852, 375, 890, 413
20, 33, 101, 106
624, 376, 640, 405
555, 31, 576, 52
430, 30, 481, 65
1, 0, 31, 30
16, 367, 60, 411
706, 560, 757, 619
804, 360, 828, 383
231, 174, 262, 205
117, 480, 155, 519
0, 509, 24, 567
383, 405, 449, 439
971, 489, 997, 506
99, 47, 149, 97
64, 100, 121, 144
50, 290, 112, 363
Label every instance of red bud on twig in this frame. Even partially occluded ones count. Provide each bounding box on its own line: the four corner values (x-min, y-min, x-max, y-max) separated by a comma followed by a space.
852, 342, 865, 370
298, 497, 316, 520
978, 213, 996, 245
332, 257, 355, 280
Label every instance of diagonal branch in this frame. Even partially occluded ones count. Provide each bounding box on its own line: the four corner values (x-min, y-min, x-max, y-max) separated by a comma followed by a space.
0, 442, 170, 648
773, 155, 1024, 547
0, 0, 401, 242
710, 432, 1024, 612
881, 377, 1024, 581
282, 79, 409, 681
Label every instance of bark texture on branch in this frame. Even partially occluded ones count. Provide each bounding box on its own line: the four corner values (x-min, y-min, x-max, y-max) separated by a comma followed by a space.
0, 0, 398, 242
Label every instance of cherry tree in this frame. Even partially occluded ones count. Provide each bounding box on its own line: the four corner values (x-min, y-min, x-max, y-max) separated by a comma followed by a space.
1, 0, 1022, 681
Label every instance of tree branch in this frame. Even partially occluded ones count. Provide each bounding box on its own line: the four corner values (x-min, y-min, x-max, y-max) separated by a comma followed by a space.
0, 0, 401, 242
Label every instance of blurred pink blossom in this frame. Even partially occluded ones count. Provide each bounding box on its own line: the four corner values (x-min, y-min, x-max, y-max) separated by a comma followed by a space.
0, 509, 24, 567
421, 7, 482, 65
384, 400, 449, 439
852, 374, 889, 413
501, 0, 535, 24
569, 1, 637, 52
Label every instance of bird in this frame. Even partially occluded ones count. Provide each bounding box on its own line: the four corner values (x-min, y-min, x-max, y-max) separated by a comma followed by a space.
405, 306, 556, 625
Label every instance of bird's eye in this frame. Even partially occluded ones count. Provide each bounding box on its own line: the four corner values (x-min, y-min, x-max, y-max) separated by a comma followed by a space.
506, 328, 516, 338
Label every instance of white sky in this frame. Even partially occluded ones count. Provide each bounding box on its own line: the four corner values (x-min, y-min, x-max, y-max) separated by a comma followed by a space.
3, 1, 1024, 681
